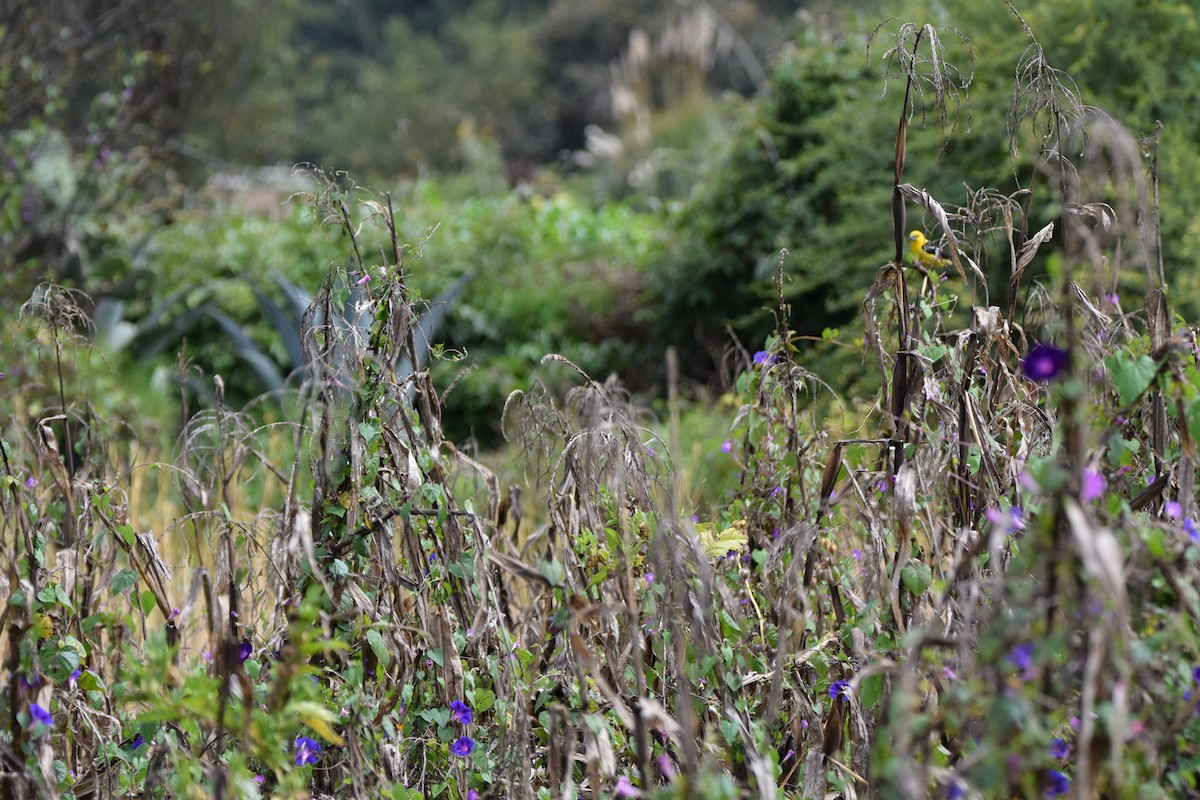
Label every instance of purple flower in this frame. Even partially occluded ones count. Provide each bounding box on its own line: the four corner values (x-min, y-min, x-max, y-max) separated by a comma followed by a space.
644, 572, 655, 584
1050, 737, 1069, 759
294, 736, 321, 765
451, 736, 475, 757
752, 350, 775, 367
1009, 642, 1035, 671
947, 780, 965, 800
1166, 501, 1183, 519
355, 273, 371, 286
24, 476, 36, 489
656, 753, 677, 779
1192, 664, 1200, 684
68, 669, 80, 690
28, 703, 52, 728
466, 791, 478, 800
1044, 768, 1070, 797
1185, 518, 1200, 542
828, 680, 852, 701
1022, 344, 1069, 383
239, 640, 253, 664
1081, 469, 1106, 502
450, 700, 473, 726
614, 775, 641, 797
985, 506, 1025, 536
128, 734, 146, 751
720, 440, 733, 454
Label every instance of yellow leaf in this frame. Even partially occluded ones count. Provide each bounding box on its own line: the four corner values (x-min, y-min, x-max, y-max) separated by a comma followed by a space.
696, 520, 748, 559
287, 700, 346, 746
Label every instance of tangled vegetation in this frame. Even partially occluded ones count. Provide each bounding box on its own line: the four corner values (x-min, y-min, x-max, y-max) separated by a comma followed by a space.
3, 8, 1200, 800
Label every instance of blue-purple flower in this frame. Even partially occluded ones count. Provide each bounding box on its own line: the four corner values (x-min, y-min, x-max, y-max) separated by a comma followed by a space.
68, 669, 80, 690
1008, 642, 1035, 672
451, 736, 475, 757
1022, 344, 1069, 383
720, 441, 733, 454
1044, 768, 1070, 797
239, 640, 253, 664
127, 734, 146, 751
28, 703, 52, 728
828, 680, 852, 701
450, 700, 473, 726
466, 791, 479, 800
752, 350, 775, 367
1185, 518, 1200, 543
1050, 737, 1069, 759
294, 736, 321, 766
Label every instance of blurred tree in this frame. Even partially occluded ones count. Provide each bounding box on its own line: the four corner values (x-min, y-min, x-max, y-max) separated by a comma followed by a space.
192, 0, 800, 179
0, 0, 293, 300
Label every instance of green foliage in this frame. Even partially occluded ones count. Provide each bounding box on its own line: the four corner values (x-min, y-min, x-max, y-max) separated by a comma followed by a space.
660, 0, 1200, 381
116, 182, 666, 439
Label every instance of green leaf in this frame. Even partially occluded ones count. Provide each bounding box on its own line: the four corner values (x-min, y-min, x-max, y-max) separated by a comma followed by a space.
719, 717, 740, 745
55, 583, 73, 610
1188, 397, 1200, 447
111, 569, 137, 595
140, 590, 156, 616
366, 629, 390, 668
919, 342, 949, 363
1106, 352, 1158, 405
860, 673, 884, 709
51, 647, 82, 680
538, 560, 564, 586
117, 523, 137, 548
901, 563, 933, 597
471, 688, 495, 713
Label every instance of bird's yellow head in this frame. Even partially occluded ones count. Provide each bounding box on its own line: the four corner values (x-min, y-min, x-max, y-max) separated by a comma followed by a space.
908, 230, 926, 247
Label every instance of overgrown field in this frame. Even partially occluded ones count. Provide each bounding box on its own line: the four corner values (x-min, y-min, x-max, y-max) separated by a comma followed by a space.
4, 11, 1200, 800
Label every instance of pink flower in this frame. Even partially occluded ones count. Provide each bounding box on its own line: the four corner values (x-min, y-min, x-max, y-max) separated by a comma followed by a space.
1081, 468, 1106, 501
614, 775, 641, 797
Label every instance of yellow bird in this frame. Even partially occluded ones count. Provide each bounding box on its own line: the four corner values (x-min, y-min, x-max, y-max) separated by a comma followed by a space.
908, 230, 950, 268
